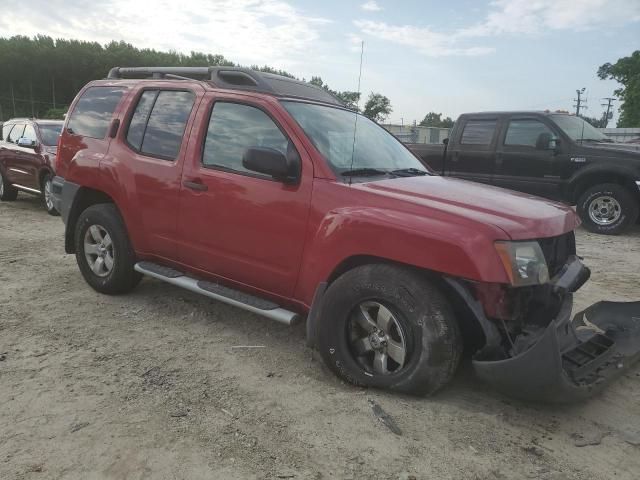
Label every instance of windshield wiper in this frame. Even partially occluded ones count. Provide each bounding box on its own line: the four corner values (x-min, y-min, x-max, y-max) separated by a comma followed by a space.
581, 138, 614, 143
390, 168, 429, 177
341, 168, 390, 177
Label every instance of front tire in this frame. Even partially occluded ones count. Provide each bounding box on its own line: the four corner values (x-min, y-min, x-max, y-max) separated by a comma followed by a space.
74, 203, 142, 294
41, 173, 60, 216
317, 264, 462, 396
577, 183, 638, 235
0, 169, 18, 201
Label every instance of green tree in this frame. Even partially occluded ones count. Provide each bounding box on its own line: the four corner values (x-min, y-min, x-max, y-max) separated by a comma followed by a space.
598, 51, 640, 127
419, 112, 454, 128
579, 115, 606, 129
363, 93, 392, 122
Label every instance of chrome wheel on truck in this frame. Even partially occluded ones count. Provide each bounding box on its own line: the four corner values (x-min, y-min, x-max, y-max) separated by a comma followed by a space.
577, 183, 639, 235
317, 264, 462, 396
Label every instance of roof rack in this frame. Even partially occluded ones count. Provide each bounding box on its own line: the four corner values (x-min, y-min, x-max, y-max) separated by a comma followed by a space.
106, 66, 344, 106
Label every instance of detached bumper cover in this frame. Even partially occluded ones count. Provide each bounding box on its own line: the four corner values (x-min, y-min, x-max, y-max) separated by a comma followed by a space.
474, 299, 640, 403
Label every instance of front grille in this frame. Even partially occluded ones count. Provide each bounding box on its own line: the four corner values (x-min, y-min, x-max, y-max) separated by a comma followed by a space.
538, 232, 576, 276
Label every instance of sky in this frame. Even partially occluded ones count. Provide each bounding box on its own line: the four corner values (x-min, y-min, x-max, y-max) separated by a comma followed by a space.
1, 0, 639, 126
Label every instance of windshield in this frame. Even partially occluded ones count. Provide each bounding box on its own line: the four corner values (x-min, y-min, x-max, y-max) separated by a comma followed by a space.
550, 115, 609, 142
282, 101, 428, 179
38, 123, 63, 146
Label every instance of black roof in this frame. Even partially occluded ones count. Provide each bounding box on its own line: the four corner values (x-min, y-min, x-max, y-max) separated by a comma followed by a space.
460, 111, 571, 117
107, 66, 344, 107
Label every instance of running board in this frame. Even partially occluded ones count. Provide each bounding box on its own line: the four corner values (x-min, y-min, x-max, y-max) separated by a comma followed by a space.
134, 261, 301, 326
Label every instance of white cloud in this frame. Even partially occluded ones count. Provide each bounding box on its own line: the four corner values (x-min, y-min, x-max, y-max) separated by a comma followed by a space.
460, 0, 640, 37
361, 1, 382, 12
0, 0, 330, 68
354, 0, 640, 57
354, 20, 494, 57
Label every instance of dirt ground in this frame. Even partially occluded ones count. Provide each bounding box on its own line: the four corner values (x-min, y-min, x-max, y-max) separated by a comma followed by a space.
1, 195, 639, 480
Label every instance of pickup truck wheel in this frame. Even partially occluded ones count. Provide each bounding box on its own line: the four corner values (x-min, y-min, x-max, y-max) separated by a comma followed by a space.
41, 173, 60, 216
0, 170, 18, 201
317, 264, 462, 396
74, 204, 142, 294
577, 183, 639, 235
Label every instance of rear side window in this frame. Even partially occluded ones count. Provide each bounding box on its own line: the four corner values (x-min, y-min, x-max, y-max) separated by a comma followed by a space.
126, 90, 195, 160
22, 125, 37, 145
8, 124, 24, 143
202, 102, 289, 176
460, 120, 496, 145
505, 119, 554, 147
68, 86, 126, 139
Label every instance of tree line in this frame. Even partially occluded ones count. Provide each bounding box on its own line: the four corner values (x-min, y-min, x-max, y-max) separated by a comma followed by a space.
0, 35, 396, 123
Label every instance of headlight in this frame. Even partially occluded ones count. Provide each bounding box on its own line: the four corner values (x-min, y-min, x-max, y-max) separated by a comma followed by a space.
495, 241, 550, 286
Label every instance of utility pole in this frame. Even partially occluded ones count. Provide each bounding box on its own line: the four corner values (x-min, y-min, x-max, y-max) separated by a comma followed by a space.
574, 88, 586, 116
601, 97, 615, 127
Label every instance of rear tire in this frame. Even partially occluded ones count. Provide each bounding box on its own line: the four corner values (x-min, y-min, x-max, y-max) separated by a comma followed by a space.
74, 203, 142, 294
317, 264, 462, 396
41, 173, 60, 216
0, 170, 18, 201
577, 183, 638, 235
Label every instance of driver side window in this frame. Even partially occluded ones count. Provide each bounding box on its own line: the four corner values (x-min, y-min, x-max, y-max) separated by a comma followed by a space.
505, 119, 554, 147
202, 102, 289, 177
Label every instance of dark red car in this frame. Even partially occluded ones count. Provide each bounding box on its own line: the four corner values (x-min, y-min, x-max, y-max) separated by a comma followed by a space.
0, 118, 64, 214
51, 67, 640, 402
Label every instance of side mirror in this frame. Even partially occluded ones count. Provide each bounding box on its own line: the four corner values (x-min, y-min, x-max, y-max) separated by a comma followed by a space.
242, 145, 300, 184
535, 132, 555, 150
17, 137, 36, 148
443, 138, 449, 145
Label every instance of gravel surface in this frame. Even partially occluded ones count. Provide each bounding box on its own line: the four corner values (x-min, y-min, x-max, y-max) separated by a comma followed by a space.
1, 195, 639, 480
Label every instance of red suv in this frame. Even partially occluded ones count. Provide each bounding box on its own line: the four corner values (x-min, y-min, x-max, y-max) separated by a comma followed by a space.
51, 67, 640, 402
0, 118, 64, 214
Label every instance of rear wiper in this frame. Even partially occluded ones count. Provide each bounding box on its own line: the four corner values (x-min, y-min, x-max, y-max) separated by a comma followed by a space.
341, 168, 389, 177
390, 168, 429, 177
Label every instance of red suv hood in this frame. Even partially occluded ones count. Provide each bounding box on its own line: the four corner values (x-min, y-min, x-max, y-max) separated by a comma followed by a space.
358, 176, 579, 240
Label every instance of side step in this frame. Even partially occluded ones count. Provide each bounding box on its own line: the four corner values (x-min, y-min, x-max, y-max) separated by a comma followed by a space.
134, 261, 301, 326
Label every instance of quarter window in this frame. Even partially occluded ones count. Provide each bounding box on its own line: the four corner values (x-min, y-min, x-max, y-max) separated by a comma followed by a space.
505, 120, 554, 147
8, 124, 24, 143
460, 120, 496, 145
126, 90, 195, 160
202, 102, 289, 176
67, 86, 126, 139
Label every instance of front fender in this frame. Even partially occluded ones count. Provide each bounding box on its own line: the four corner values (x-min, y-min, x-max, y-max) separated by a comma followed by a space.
295, 206, 510, 305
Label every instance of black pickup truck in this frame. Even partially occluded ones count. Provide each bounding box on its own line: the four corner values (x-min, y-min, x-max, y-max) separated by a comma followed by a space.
409, 111, 640, 234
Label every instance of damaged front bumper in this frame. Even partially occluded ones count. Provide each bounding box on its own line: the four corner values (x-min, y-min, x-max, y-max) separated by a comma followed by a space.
474, 297, 640, 403
450, 256, 640, 403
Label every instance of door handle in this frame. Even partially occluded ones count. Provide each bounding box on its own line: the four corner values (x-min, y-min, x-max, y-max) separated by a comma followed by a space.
183, 180, 208, 192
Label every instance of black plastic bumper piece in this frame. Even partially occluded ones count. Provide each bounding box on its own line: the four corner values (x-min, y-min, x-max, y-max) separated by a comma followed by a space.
51, 176, 80, 225
473, 298, 640, 403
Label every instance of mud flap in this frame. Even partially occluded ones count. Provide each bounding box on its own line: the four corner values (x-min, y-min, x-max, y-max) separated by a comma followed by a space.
473, 299, 640, 403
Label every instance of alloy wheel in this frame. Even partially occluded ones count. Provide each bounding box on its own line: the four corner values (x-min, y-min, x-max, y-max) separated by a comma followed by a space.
348, 301, 408, 375
44, 179, 53, 211
83, 224, 115, 277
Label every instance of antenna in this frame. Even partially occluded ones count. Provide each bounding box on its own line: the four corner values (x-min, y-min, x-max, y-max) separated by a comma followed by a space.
348, 41, 364, 186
